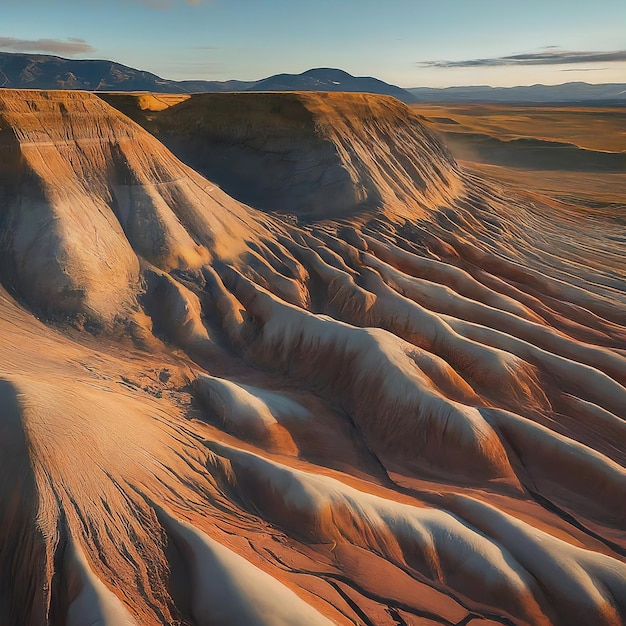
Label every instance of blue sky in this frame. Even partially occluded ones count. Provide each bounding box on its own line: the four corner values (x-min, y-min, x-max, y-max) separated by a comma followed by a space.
2, 0, 625, 87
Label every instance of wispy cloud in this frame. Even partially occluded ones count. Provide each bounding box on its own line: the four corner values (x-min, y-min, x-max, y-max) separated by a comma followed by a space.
418, 49, 626, 69
0, 37, 94, 55
560, 67, 609, 72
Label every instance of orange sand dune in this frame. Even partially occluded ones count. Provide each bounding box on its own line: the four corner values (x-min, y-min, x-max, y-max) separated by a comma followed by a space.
0, 89, 624, 626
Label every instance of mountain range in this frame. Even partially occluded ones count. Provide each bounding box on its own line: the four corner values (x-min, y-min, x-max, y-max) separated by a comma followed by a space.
0, 52, 626, 105
409, 82, 626, 104
0, 52, 416, 102
1, 51, 625, 105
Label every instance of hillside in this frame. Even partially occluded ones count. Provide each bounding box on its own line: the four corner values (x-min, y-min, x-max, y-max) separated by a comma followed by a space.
0, 52, 415, 101
409, 82, 626, 104
247, 68, 416, 102
0, 89, 268, 323
101, 91, 459, 217
0, 89, 625, 625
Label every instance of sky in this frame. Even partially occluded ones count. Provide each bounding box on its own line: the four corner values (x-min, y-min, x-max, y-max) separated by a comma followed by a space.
2, 0, 625, 88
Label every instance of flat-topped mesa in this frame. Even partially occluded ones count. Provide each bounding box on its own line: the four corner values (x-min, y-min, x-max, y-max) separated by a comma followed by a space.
103, 91, 463, 219
0, 90, 268, 323
1, 88, 626, 626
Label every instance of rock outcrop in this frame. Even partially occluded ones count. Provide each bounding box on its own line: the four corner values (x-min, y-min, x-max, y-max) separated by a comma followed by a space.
103, 91, 461, 218
0, 89, 624, 626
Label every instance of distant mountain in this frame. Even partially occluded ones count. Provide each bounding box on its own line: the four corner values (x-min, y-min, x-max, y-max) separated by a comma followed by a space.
246, 68, 416, 102
409, 82, 626, 104
0, 52, 415, 102
0, 52, 253, 93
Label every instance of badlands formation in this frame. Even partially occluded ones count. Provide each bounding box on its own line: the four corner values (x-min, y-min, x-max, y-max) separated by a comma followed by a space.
0, 89, 624, 626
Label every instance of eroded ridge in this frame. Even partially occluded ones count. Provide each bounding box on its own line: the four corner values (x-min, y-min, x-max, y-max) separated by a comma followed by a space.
0, 89, 624, 626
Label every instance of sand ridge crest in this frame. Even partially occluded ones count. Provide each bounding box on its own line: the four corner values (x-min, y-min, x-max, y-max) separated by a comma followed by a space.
0, 89, 624, 625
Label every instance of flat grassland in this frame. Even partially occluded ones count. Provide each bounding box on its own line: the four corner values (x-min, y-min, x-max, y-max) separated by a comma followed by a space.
413, 103, 626, 207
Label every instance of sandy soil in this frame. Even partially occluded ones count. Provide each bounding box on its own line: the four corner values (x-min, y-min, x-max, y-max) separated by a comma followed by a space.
412, 103, 626, 206
0, 89, 624, 626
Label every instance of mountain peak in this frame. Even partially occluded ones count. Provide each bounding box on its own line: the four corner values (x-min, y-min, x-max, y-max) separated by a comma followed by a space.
301, 67, 354, 78
0, 51, 415, 102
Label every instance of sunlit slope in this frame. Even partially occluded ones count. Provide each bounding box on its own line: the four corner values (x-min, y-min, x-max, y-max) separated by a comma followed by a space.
0, 90, 269, 324
0, 89, 624, 626
103, 91, 463, 218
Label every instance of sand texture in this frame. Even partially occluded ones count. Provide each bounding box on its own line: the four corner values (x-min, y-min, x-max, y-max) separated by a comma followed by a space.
0, 89, 624, 625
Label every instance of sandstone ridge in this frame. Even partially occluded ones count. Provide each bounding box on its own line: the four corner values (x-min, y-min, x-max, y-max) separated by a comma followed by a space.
0, 89, 624, 625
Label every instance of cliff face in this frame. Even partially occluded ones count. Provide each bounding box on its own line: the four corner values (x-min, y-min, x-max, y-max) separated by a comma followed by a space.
103, 91, 462, 218
0, 89, 625, 626
0, 91, 141, 322
0, 90, 267, 323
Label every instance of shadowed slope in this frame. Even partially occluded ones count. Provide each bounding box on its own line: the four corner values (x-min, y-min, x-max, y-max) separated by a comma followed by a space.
0, 89, 624, 626
0, 90, 269, 324
102, 91, 462, 218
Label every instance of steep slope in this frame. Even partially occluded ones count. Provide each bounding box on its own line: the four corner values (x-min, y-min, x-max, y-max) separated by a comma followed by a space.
0, 89, 625, 626
102, 91, 461, 218
0, 89, 268, 324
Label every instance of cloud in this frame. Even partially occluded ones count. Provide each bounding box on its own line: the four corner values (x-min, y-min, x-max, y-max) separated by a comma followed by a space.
560, 67, 609, 72
418, 49, 626, 69
0, 37, 94, 55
